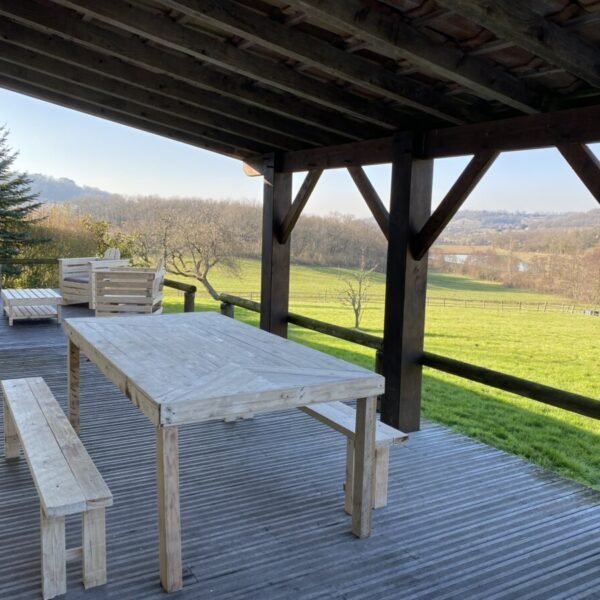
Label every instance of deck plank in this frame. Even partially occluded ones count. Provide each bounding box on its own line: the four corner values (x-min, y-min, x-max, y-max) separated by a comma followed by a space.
0, 303, 598, 598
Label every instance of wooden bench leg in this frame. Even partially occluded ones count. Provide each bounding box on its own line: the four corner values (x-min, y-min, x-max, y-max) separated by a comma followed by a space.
344, 439, 354, 515
3, 400, 20, 459
82, 508, 107, 589
157, 426, 182, 593
352, 396, 376, 538
345, 443, 389, 514
40, 510, 66, 600
373, 447, 390, 509
68, 339, 80, 435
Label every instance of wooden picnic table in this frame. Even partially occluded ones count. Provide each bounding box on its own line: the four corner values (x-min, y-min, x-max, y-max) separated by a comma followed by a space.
63, 312, 384, 593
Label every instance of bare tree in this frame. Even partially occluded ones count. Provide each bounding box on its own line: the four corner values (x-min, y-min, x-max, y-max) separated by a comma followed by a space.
339, 253, 376, 329
133, 204, 178, 266
162, 201, 241, 298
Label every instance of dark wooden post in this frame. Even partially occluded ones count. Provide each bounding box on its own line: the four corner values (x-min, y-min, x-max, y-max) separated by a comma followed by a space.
260, 152, 292, 337
220, 302, 234, 318
381, 134, 433, 432
375, 349, 384, 413
183, 289, 195, 313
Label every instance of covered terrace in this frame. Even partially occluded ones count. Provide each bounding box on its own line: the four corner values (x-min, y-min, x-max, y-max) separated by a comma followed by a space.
0, 1, 599, 598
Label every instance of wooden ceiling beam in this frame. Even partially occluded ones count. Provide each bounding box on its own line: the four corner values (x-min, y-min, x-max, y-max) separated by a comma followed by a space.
436, 0, 600, 89
347, 167, 390, 239
0, 75, 250, 160
424, 104, 600, 158
255, 104, 600, 173
286, 0, 544, 114
51, 0, 417, 129
0, 41, 307, 152
157, 0, 479, 125
557, 144, 600, 205
0, 59, 270, 155
0, 19, 344, 148
412, 151, 499, 260
0, 0, 375, 141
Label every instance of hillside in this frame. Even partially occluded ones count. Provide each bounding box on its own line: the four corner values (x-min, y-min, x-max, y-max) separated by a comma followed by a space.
439, 208, 600, 244
28, 173, 600, 230
438, 208, 600, 246
29, 173, 113, 203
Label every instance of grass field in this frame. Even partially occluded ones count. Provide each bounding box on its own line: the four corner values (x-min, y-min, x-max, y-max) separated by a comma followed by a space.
162, 259, 600, 490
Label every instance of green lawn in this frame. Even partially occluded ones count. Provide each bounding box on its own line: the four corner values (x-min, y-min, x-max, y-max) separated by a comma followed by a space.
162, 259, 600, 490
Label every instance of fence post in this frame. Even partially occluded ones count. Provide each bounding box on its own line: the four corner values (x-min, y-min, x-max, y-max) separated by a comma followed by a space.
220, 302, 234, 318
183, 290, 195, 313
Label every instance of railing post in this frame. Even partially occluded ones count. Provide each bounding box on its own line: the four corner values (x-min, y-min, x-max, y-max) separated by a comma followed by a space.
220, 302, 234, 318
183, 290, 195, 313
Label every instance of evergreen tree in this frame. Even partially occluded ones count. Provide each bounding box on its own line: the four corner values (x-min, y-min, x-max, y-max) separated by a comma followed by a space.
0, 126, 41, 275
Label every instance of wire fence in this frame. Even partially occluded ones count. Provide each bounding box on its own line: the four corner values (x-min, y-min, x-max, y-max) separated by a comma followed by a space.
187, 289, 599, 316
425, 296, 600, 314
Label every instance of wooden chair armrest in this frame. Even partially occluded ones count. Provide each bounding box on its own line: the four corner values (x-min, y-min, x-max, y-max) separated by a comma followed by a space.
58, 257, 97, 266
89, 260, 129, 272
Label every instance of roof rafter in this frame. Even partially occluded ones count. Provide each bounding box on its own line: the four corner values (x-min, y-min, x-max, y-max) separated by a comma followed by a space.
436, 0, 600, 89
156, 0, 478, 125
51, 0, 419, 129
0, 58, 270, 155
0, 41, 310, 151
0, 20, 338, 147
0, 0, 376, 141
0, 74, 250, 159
286, 0, 544, 114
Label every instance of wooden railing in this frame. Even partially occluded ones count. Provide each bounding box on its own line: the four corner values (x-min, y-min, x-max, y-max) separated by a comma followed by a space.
218, 292, 600, 421
2, 261, 595, 419
0, 258, 197, 313
420, 353, 599, 420
163, 279, 196, 313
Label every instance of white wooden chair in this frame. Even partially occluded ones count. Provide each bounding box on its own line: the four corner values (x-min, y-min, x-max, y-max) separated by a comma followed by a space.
93, 261, 165, 317
59, 248, 128, 306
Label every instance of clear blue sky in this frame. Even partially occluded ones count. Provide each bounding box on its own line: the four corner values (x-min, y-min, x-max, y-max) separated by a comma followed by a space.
2, 87, 598, 216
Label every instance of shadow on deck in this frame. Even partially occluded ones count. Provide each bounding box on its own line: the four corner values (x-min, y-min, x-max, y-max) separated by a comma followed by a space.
0, 305, 598, 599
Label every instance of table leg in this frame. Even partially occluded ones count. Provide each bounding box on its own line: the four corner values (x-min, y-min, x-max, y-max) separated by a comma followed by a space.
351, 396, 377, 538
68, 339, 80, 434
157, 426, 182, 592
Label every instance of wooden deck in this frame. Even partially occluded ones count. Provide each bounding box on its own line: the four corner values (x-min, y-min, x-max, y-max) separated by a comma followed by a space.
0, 304, 599, 599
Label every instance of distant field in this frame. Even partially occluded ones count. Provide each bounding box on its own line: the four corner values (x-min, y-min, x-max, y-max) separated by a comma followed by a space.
163, 259, 600, 490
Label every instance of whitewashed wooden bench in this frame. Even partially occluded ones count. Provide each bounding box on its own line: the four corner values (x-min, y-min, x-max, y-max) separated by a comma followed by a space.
301, 401, 407, 512
2, 377, 112, 600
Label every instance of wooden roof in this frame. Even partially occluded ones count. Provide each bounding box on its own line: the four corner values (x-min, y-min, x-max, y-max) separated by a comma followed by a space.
0, 0, 599, 164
